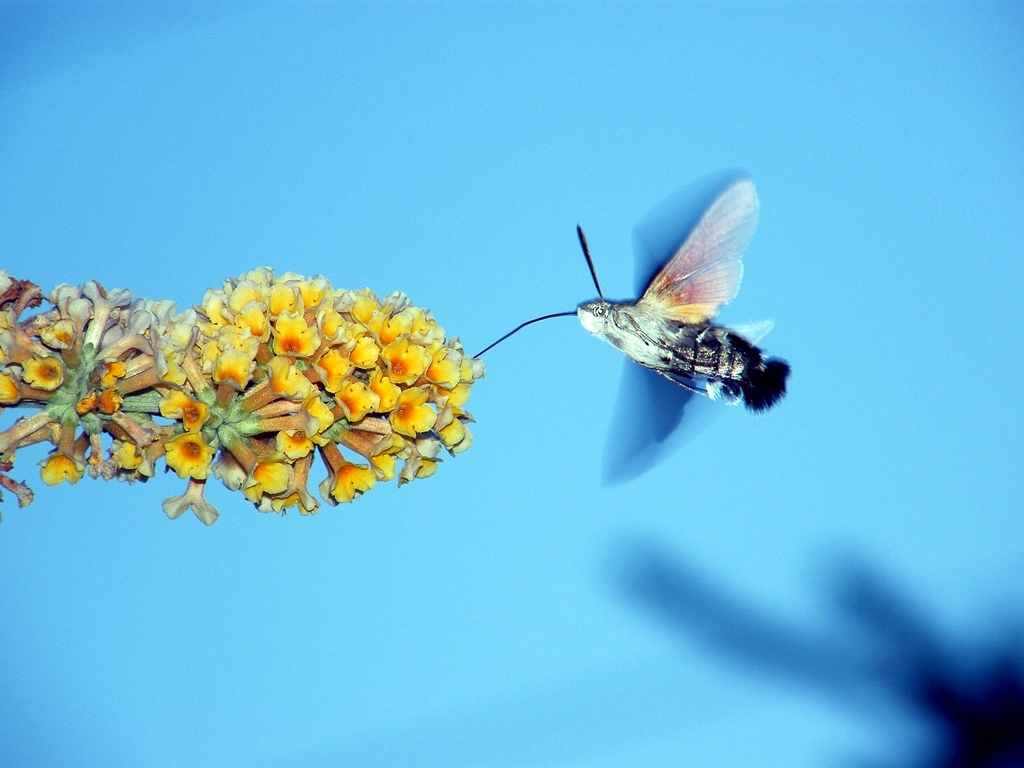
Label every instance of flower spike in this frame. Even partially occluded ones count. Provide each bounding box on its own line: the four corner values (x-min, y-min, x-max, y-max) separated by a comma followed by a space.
0, 268, 483, 523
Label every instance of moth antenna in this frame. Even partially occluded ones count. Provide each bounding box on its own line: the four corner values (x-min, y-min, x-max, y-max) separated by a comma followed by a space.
474, 311, 577, 357
576, 225, 604, 300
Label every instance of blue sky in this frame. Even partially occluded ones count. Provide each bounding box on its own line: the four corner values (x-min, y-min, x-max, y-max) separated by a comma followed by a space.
1, 3, 1023, 766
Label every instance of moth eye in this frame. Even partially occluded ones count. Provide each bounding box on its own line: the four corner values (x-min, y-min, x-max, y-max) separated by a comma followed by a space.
594, 306, 605, 317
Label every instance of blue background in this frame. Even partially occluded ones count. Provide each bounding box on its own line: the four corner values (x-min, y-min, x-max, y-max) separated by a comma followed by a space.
1, 2, 1022, 766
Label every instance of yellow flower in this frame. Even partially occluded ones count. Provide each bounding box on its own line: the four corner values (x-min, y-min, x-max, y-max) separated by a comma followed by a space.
40, 452, 84, 485
364, 433, 405, 482
267, 356, 314, 399
39, 319, 76, 350
370, 453, 397, 481
22, 356, 64, 391
297, 277, 331, 309
380, 338, 430, 385
163, 310, 198, 347
349, 334, 379, 369
164, 432, 216, 479
416, 458, 439, 479
414, 436, 441, 460
426, 347, 462, 389
303, 393, 335, 434
277, 430, 313, 459
461, 356, 485, 382
217, 326, 261, 358
369, 369, 401, 412
451, 424, 473, 454
198, 338, 220, 370
239, 267, 274, 287
201, 291, 230, 327
350, 291, 379, 324
156, 346, 187, 386
198, 301, 227, 328
269, 283, 300, 317
159, 391, 211, 432
112, 440, 143, 470
242, 459, 292, 502
318, 308, 347, 345
390, 387, 437, 437
272, 310, 320, 358
321, 460, 376, 504
0, 372, 21, 404
336, 379, 381, 423
213, 348, 257, 390
408, 307, 436, 336
438, 418, 466, 450
399, 454, 440, 484
371, 310, 414, 346
315, 348, 352, 393
438, 382, 471, 408
267, 489, 320, 515
227, 280, 265, 314
234, 304, 270, 340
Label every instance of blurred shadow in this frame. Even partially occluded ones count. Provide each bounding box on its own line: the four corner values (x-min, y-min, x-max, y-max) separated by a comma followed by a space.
615, 542, 1024, 768
272, 540, 1024, 768
275, 659, 730, 768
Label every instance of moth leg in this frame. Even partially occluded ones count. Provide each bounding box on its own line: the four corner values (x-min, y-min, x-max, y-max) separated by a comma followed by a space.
654, 369, 706, 395
621, 313, 661, 348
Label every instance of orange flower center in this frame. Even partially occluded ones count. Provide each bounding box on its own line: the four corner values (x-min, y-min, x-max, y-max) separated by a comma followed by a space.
279, 336, 303, 354
180, 439, 203, 460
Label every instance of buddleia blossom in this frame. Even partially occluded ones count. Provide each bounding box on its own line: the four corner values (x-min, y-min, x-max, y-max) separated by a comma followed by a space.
0, 269, 483, 524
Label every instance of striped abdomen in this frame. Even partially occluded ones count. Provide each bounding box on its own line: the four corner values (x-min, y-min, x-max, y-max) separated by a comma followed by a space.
661, 324, 790, 413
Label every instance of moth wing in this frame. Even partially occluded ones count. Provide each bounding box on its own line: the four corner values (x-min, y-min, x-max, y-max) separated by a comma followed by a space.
602, 362, 722, 486
631, 169, 749, 295
731, 319, 774, 345
637, 177, 759, 324
605, 172, 754, 484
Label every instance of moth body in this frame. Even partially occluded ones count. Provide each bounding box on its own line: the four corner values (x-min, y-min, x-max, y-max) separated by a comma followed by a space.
577, 299, 787, 411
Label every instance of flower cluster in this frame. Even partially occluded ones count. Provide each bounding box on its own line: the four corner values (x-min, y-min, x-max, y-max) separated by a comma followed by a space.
0, 269, 483, 524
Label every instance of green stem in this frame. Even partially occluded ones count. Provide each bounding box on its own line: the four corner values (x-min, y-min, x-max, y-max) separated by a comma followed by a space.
119, 391, 164, 414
